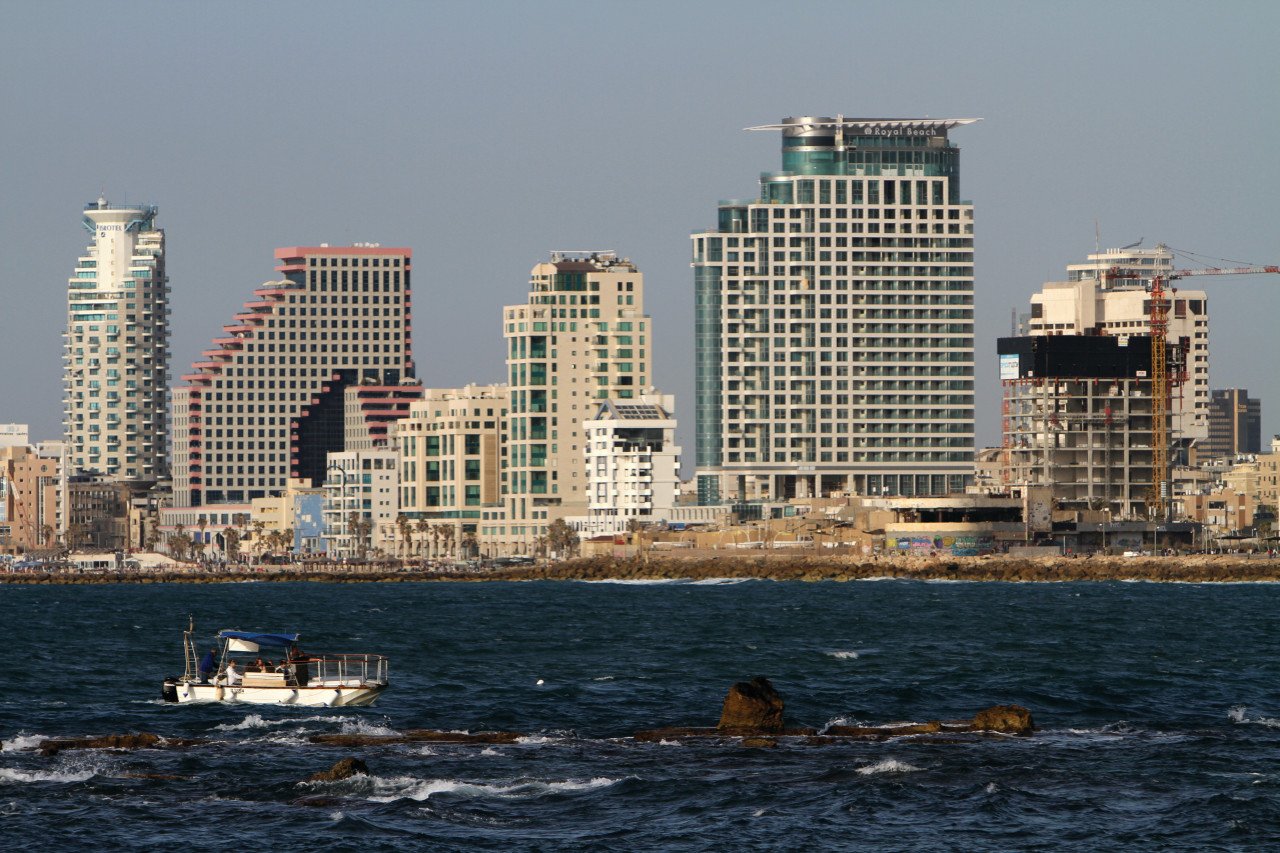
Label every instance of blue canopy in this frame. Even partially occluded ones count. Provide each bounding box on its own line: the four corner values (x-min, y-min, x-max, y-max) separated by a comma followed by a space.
218, 630, 300, 648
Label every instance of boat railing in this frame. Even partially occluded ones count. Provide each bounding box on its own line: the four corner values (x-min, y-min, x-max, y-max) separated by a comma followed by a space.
307, 653, 388, 686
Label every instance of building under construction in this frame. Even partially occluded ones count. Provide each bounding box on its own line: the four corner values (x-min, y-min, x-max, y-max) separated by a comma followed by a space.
998, 334, 1170, 519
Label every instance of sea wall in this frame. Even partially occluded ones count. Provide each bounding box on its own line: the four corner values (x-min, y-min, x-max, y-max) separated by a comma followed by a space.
3, 553, 1280, 584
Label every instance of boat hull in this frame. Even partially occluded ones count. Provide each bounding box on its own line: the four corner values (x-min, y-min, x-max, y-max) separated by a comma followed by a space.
173, 680, 386, 707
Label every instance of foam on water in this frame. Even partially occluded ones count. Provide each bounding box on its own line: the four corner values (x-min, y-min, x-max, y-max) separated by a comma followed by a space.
0, 766, 98, 784
214, 713, 353, 732
580, 579, 685, 585
339, 718, 400, 737
825, 650, 859, 660
689, 578, 753, 586
1228, 706, 1280, 728
1, 734, 46, 753
365, 774, 621, 802
856, 759, 923, 776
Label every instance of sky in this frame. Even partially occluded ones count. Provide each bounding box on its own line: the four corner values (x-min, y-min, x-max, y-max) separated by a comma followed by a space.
2, 0, 1278, 463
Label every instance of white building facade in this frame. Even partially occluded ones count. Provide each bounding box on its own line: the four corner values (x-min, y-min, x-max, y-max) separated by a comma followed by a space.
575, 393, 681, 536
692, 117, 978, 505
322, 449, 399, 558
65, 198, 169, 482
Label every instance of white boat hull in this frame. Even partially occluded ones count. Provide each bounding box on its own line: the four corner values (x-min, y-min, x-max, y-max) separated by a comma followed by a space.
174, 680, 385, 707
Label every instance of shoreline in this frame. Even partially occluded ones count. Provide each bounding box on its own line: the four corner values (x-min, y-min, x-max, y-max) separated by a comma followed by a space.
4, 553, 1280, 585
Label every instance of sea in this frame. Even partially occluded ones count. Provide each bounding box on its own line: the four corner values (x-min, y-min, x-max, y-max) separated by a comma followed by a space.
2, 578, 1279, 851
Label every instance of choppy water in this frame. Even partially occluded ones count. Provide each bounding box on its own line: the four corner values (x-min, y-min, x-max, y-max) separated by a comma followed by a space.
2, 579, 1280, 850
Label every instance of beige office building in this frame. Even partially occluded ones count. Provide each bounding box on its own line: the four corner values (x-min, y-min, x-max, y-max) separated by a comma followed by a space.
491, 253, 651, 553
397, 384, 506, 558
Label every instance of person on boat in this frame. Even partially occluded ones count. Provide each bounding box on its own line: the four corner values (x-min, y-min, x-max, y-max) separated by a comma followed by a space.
253, 657, 267, 672
222, 660, 243, 686
198, 648, 217, 683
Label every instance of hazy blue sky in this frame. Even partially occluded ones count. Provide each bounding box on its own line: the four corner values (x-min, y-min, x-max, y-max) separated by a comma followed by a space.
2, 0, 1277, 460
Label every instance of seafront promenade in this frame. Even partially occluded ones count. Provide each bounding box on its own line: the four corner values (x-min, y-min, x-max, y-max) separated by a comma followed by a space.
3, 552, 1280, 584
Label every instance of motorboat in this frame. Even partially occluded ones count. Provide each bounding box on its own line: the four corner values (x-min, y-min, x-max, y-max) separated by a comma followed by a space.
163, 620, 388, 707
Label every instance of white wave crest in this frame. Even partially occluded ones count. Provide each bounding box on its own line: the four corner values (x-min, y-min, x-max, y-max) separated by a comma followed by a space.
579, 578, 684, 585
1228, 706, 1280, 728
0, 766, 97, 784
1, 734, 46, 753
856, 759, 922, 776
366, 775, 620, 803
826, 650, 859, 660
214, 713, 347, 732
689, 578, 751, 586
339, 719, 400, 737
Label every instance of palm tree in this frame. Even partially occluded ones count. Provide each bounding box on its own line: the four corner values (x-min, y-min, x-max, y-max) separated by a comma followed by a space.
547, 519, 579, 558
396, 513, 411, 560
415, 518, 431, 557
251, 520, 266, 561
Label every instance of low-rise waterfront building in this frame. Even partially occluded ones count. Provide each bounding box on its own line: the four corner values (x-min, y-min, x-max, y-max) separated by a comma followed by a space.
571, 392, 681, 537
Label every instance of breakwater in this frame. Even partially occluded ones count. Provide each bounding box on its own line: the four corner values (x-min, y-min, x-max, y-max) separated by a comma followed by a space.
4, 552, 1280, 584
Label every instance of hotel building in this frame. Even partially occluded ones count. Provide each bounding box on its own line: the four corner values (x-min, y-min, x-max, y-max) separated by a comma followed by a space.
692, 117, 978, 505
168, 245, 413, 520
64, 198, 169, 482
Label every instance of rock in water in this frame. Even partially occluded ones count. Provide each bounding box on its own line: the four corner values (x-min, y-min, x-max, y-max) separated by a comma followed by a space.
717, 677, 784, 733
971, 705, 1034, 736
307, 756, 370, 782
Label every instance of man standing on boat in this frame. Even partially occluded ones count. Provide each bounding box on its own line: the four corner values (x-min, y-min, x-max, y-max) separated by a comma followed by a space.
198, 648, 217, 683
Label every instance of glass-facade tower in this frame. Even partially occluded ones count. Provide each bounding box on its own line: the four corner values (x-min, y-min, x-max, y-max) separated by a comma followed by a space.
692, 117, 979, 503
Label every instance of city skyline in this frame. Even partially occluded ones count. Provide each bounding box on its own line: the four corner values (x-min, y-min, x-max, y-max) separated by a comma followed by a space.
3, 2, 1278, 457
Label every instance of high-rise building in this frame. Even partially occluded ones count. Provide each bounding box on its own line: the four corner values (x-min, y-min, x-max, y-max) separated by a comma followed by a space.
1204, 388, 1261, 460
1026, 244, 1209, 441
490, 252, 651, 553
168, 245, 413, 515
692, 117, 979, 504
64, 197, 169, 482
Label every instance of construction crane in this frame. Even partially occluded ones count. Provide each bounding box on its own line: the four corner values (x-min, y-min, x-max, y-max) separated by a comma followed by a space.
1105, 262, 1280, 520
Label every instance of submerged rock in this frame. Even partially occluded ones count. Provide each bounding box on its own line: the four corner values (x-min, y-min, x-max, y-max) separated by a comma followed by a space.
38, 733, 208, 757
718, 677, 785, 733
307, 756, 369, 782
310, 729, 521, 747
971, 704, 1034, 736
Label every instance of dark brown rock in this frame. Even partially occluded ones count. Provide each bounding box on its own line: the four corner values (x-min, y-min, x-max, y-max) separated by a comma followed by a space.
38, 733, 207, 757
740, 737, 777, 748
307, 756, 369, 782
718, 677, 784, 733
970, 705, 1034, 736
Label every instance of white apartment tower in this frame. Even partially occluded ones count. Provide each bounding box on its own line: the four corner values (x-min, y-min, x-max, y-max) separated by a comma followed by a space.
492, 252, 651, 553
692, 117, 979, 504
64, 198, 169, 482
580, 393, 682, 536
1026, 244, 1209, 440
